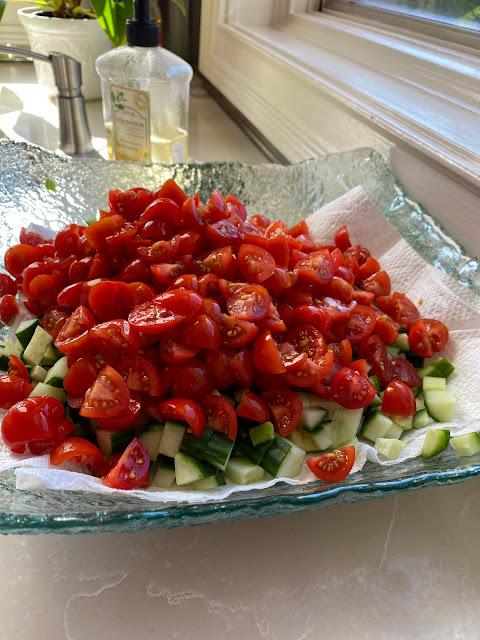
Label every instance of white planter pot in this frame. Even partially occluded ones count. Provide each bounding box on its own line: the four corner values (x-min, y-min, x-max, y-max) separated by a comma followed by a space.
18, 6, 112, 100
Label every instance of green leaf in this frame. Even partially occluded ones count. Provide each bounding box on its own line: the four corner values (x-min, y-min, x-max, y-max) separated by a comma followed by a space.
44, 177, 58, 191
0, 0, 6, 22
90, 0, 133, 47
170, 0, 186, 16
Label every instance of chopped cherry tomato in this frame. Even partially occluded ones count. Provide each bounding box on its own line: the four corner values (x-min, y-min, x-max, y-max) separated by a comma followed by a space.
352, 289, 374, 306
335, 225, 351, 252
288, 305, 331, 333
0, 294, 18, 325
102, 438, 150, 490
28, 417, 74, 456
376, 292, 420, 328
137, 237, 179, 263
374, 314, 399, 345
331, 367, 376, 409
357, 256, 380, 282
8, 355, 29, 381
253, 330, 286, 375
219, 314, 258, 348
64, 356, 100, 398
90, 320, 140, 357
350, 358, 368, 378
84, 215, 124, 250
236, 391, 270, 424
408, 319, 449, 358
203, 394, 238, 440
159, 333, 199, 363
344, 305, 377, 344
261, 388, 302, 437
284, 358, 321, 388
226, 284, 269, 322
182, 314, 220, 351
88, 280, 134, 321
238, 244, 276, 284
327, 339, 353, 366
296, 249, 333, 286
158, 397, 206, 437
170, 359, 214, 400
307, 446, 355, 483
54, 224, 85, 259
97, 398, 142, 431
128, 281, 155, 306
41, 308, 69, 340
202, 246, 235, 277
1, 396, 64, 453
391, 356, 421, 388
205, 350, 235, 390
171, 274, 199, 291
286, 324, 326, 362
55, 305, 96, 357
116, 355, 163, 396
382, 380, 416, 417
109, 187, 154, 221
50, 437, 105, 474
363, 270, 391, 296
0, 273, 17, 297
154, 179, 188, 207
359, 335, 391, 387
4, 243, 43, 277
0, 374, 33, 409
80, 365, 130, 419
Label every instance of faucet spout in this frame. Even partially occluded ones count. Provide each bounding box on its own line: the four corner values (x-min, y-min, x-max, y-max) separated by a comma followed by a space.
0, 46, 96, 157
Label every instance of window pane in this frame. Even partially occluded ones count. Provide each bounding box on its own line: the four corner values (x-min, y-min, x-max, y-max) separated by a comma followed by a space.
348, 1, 480, 31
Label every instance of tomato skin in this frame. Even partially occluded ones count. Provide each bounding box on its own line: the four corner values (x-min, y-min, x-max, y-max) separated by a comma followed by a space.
261, 388, 303, 437
0, 294, 18, 325
0, 374, 33, 409
236, 391, 270, 423
84, 215, 124, 250
170, 359, 214, 400
102, 438, 150, 490
155, 179, 188, 207
382, 380, 416, 417
64, 357, 100, 398
288, 305, 331, 334
8, 355, 29, 382
344, 305, 377, 344
376, 292, 420, 328
284, 358, 322, 388
97, 398, 142, 431
55, 305, 96, 357
41, 308, 69, 340
358, 335, 392, 387
0, 273, 17, 297
137, 237, 178, 263
363, 270, 391, 296
226, 284, 269, 322
253, 330, 286, 375
219, 314, 258, 349
238, 244, 276, 284
80, 365, 131, 419
90, 320, 140, 357
109, 187, 154, 221
408, 319, 448, 358
352, 290, 374, 306
331, 367, 376, 409
116, 356, 163, 396
159, 334, 199, 364
307, 446, 355, 483
159, 397, 206, 437
374, 314, 399, 345
203, 394, 238, 441
50, 437, 105, 474
335, 225, 351, 252
128, 301, 182, 335
88, 280, 134, 321
182, 314, 220, 351
357, 256, 380, 282
296, 249, 333, 286
205, 350, 235, 390
1, 396, 65, 453
350, 358, 368, 378
391, 357, 421, 388
171, 274, 198, 291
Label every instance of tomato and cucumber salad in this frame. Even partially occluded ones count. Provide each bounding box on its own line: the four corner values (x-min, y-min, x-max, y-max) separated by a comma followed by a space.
0, 180, 455, 491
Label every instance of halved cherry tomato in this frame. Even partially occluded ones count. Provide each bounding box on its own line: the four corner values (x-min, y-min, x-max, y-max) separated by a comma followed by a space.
88, 280, 134, 321
284, 359, 321, 388
374, 314, 399, 345
158, 397, 206, 437
159, 333, 199, 363
376, 292, 420, 328
359, 335, 391, 387
170, 359, 214, 400
0, 374, 33, 409
182, 314, 220, 351
109, 187, 154, 221
350, 358, 368, 378
90, 320, 140, 357
322, 297, 357, 323
408, 319, 448, 358
202, 247, 235, 277
97, 398, 142, 431
363, 270, 391, 296
286, 324, 326, 362
296, 249, 333, 286
154, 179, 188, 207
327, 339, 353, 366
1, 396, 64, 453
116, 355, 163, 396
236, 391, 270, 424
55, 305, 96, 357
137, 237, 179, 263
335, 225, 351, 252
8, 355, 29, 381
0, 273, 17, 297
352, 290, 374, 306
4, 243, 43, 277
171, 274, 198, 291
344, 305, 376, 344
84, 215, 124, 249
203, 394, 238, 441
357, 256, 380, 282
28, 417, 74, 456
382, 380, 416, 417
219, 314, 258, 348
54, 224, 85, 259
226, 284, 269, 322
50, 437, 105, 474
231, 347, 254, 387
331, 367, 376, 409
128, 281, 155, 306
307, 446, 355, 483
238, 244, 275, 284
0, 294, 18, 325
80, 365, 130, 419
261, 388, 302, 437
287, 305, 331, 333
391, 357, 421, 388
41, 308, 69, 340
64, 356, 100, 398
204, 350, 235, 390
253, 330, 286, 375
102, 438, 150, 490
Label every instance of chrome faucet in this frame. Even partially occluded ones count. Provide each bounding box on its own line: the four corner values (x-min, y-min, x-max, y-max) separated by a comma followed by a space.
0, 46, 96, 157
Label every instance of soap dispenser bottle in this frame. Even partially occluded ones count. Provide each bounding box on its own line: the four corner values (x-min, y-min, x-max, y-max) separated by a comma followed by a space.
96, 0, 193, 163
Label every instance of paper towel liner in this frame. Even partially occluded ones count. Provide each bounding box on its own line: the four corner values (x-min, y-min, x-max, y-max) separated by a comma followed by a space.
1, 186, 479, 504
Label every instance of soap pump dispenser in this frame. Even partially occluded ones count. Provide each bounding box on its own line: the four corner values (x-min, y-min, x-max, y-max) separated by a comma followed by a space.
96, 0, 193, 163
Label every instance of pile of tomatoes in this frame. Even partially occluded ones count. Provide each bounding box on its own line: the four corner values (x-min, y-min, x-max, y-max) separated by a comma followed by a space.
0, 179, 449, 489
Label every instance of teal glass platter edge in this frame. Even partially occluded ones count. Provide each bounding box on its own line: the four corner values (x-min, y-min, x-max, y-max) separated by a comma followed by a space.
0, 140, 478, 535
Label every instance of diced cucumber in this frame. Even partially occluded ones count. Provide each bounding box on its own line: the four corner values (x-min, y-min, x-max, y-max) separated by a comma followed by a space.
4, 339, 23, 358
450, 432, 480, 456
412, 408, 431, 429
15, 318, 40, 349
44, 356, 68, 388
174, 452, 215, 486
415, 397, 425, 411
289, 430, 320, 453
0, 351, 8, 371
151, 456, 175, 488
249, 421, 274, 447
331, 408, 363, 448
368, 375, 381, 393
297, 393, 340, 417
30, 365, 47, 382
384, 422, 404, 439
419, 357, 455, 380
361, 412, 393, 442
423, 389, 456, 422
423, 376, 446, 391
371, 394, 383, 408
139, 424, 164, 462
29, 382, 66, 402
233, 439, 272, 465
41, 344, 62, 366
96, 428, 135, 457
190, 472, 226, 490
392, 415, 413, 430
23, 326, 52, 365
375, 438, 406, 460
158, 421, 185, 458
261, 437, 291, 476
180, 428, 235, 471
386, 345, 400, 358
300, 407, 328, 432
421, 428, 450, 458
394, 333, 410, 351
225, 456, 264, 484
309, 422, 333, 450
276, 440, 305, 478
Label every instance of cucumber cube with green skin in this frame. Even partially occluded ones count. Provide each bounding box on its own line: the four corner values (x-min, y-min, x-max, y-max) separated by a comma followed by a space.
249, 421, 274, 447
394, 333, 410, 351
289, 430, 320, 453
44, 356, 68, 387
330, 408, 363, 448
151, 457, 176, 488
421, 429, 450, 458
450, 433, 480, 457
190, 472, 226, 490
0, 353, 9, 371
423, 389, 456, 423
361, 412, 393, 442
423, 376, 446, 391
15, 318, 40, 349
29, 382, 66, 403
139, 425, 164, 462
225, 457, 264, 484
174, 452, 215, 486
375, 438, 406, 460
412, 408, 430, 429
41, 345, 62, 366
23, 326, 52, 365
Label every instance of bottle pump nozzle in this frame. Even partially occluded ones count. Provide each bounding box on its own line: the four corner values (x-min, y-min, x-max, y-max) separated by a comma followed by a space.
126, 0, 159, 47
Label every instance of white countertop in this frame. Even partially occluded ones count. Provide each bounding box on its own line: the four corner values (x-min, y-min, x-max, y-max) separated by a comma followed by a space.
1, 62, 480, 640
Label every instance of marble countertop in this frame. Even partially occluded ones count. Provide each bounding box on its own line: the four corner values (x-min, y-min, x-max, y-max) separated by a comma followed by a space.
1, 62, 479, 640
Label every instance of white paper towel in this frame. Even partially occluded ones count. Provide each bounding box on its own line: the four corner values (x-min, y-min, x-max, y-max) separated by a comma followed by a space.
2, 186, 479, 503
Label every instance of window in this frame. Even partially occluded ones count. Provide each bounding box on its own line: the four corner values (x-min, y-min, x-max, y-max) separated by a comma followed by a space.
324, 1, 480, 37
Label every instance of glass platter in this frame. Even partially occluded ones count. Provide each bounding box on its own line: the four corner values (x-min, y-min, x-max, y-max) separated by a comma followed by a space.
0, 139, 478, 534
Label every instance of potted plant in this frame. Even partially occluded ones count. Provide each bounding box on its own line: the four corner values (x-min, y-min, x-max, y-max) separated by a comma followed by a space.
0, 0, 185, 100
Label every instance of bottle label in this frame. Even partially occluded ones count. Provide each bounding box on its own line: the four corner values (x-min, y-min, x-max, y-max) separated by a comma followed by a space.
111, 84, 151, 163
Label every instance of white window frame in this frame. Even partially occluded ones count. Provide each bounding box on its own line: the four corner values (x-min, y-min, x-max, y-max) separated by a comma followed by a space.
199, 0, 480, 252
